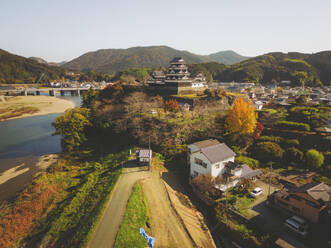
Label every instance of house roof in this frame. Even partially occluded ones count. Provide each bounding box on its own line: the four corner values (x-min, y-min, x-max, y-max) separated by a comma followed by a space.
306, 183, 330, 202
137, 149, 152, 158
192, 139, 220, 149
240, 165, 262, 179
152, 70, 165, 77
200, 143, 236, 164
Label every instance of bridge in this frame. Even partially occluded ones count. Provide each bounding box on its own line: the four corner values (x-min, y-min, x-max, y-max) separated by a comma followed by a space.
0, 87, 102, 97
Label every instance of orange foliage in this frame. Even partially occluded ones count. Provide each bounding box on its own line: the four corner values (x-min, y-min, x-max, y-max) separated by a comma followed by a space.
163, 99, 180, 112
0, 182, 62, 248
225, 97, 257, 134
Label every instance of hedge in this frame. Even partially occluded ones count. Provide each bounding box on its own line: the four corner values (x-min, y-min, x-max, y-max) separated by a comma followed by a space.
275, 121, 310, 131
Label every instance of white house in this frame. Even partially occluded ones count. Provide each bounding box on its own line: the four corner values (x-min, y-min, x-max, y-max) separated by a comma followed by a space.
188, 139, 261, 191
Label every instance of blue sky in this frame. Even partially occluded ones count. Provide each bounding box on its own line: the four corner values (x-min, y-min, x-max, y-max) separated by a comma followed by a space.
1, 0, 330, 62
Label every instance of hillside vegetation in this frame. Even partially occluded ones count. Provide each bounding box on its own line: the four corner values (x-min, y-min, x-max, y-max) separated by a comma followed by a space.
0, 49, 67, 83
63, 46, 249, 73
190, 51, 331, 85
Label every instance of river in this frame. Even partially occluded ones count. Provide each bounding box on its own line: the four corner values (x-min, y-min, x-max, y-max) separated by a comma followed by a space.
0, 95, 81, 168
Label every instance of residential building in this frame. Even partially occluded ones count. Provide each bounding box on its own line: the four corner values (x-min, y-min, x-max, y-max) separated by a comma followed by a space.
269, 181, 331, 223
188, 139, 261, 191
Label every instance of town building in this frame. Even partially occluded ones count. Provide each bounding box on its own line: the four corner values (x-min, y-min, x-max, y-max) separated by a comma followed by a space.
187, 139, 261, 191
269, 174, 331, 223
148, 57, 207, 95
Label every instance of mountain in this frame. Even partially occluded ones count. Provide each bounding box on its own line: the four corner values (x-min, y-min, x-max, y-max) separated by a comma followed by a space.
0, 49, 66, 83
209, 50, 249, 65
190, 51, 331, 85
30, 57, 67, 67
63, 46, 248, 73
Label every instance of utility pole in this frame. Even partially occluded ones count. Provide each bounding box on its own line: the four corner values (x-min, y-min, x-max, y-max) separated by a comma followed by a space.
268, 164, 272, 196
148, 136, 151, 171
225, 176, 229, 225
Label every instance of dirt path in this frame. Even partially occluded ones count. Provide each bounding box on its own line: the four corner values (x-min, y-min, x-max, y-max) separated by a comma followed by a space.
142, 170, 195, 248
89, 165, 149, 248
162, 172, 216, 248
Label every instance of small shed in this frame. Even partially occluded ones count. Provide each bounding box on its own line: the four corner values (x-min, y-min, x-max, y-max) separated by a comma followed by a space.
136, 149, 152, 165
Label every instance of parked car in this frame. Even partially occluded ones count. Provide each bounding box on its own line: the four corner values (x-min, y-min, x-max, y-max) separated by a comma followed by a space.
250, 187, 263, 197
284, 216, 309, 236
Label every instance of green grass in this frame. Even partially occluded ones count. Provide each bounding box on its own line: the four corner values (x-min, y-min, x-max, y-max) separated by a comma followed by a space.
114, 183, 151, 248
171, 94, 203, 99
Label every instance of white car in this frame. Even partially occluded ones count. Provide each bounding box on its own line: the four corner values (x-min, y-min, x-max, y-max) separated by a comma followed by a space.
250, 187, 263, 198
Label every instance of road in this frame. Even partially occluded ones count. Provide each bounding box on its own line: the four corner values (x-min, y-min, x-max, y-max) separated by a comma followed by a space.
89, 163, 149, 248
141, 171, 195, 248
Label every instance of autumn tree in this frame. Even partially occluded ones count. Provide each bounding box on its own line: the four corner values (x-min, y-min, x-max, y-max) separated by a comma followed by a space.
163, 99, 180, 113
225, 97, 257, 134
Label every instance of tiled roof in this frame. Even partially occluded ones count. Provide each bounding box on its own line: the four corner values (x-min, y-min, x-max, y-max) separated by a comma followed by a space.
200, 143, 236, 164
307, 183, 330, 202
192, 139, 220, 149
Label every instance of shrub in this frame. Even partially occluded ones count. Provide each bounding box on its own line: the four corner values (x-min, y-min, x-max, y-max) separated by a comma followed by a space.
306, 149, 324, 169
235, 156, 260, 168
275, 121, 310, 131
281, 139, 300, 148
284, 147, 304, 164
253, 142, 284, 162
259, 136, 282, 143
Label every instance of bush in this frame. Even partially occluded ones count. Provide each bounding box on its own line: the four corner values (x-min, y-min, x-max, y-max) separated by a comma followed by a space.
281, 139, 300, 148
252, 142, 284, 162
275, 121, 310, 131
235, 156, 260, 168
306, 149, 324, 169
284, 147, 304, 164
259, 136, 282, 143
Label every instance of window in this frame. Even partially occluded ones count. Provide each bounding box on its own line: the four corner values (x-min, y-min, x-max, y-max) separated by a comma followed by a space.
215, 163, 220, 169
194, 158, 207, 168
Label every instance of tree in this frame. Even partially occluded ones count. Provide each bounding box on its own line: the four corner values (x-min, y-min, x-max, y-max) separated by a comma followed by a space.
252, 142, 284, 162
225, 97, 257, 134
305, 149, 324, 169
163, 99, 180, 113
284, 147, 304, 165
53, 108, 92, 152
82, 88, 98, 108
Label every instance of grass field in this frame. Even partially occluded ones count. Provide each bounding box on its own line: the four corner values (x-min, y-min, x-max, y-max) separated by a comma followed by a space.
114, 182, 152, 248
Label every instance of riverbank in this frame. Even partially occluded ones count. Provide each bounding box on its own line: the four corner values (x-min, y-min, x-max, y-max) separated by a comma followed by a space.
0, 95, 75, 122
0, 154, 58, 201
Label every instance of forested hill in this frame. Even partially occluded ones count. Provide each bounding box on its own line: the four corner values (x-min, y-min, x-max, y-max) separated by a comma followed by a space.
63, 46, 249, 73
190, 51, 331, 86
0, 49, 67, 83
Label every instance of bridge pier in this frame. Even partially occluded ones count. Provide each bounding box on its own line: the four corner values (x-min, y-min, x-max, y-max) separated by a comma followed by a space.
77, 89, 80, 96
49, 90, 55, 96
24, 90, 28, 96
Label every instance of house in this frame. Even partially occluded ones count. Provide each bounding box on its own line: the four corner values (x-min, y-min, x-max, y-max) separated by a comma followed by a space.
269, 181, 331, 223
136, 149, 152, 166
188, 139, 261, 191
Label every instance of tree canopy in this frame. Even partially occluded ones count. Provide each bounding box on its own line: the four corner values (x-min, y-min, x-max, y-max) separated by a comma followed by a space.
225, 98, 257, 135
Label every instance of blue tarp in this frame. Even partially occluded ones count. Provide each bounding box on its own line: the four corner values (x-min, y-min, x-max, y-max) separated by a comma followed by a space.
140, 227, 155, 248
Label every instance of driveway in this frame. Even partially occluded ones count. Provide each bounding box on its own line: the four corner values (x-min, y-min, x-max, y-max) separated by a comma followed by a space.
89, 161, 149, 248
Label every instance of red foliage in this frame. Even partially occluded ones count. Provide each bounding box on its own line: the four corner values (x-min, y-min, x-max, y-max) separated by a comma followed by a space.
254, 122, 264, 139
163, 99, 180, 112
0, 182, 62, 247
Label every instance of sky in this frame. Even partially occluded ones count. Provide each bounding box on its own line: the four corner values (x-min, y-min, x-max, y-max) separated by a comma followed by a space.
1, 0, 330, 62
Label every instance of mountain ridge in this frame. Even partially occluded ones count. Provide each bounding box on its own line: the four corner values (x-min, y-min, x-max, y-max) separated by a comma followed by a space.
62, 46, 249, 73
